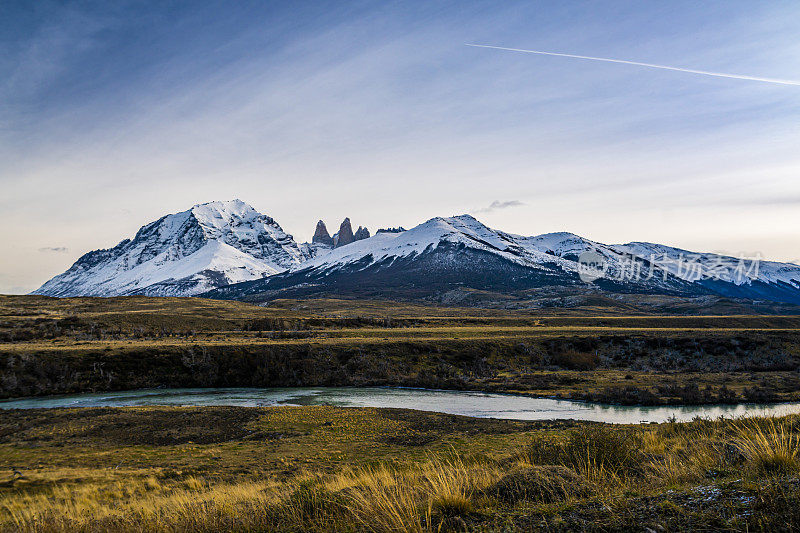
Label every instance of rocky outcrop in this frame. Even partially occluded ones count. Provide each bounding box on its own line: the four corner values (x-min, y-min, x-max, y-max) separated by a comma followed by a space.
333, 218, 355, 248
312, 220, 334, 246
354, 226, 370, 241
312, 218, 369, 251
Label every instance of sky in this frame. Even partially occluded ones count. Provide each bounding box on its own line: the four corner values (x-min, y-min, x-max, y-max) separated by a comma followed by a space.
2, 0, 800, 294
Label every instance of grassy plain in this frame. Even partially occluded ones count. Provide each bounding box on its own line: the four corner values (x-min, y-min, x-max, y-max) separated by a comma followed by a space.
1, 407, 800, 531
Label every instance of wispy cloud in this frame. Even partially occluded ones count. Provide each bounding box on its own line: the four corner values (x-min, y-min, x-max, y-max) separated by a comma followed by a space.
474, 200, 525, 214
465, 44, 800, 86
740, 195, 800, 206
2, 2, 800, 291
38, 246, 69, 253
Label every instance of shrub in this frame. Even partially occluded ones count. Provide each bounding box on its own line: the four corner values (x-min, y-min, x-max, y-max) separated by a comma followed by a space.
565, 426, 644, 481
488, 465, 591, 504
521, 433, 568, 465
523, 426, 644, 482
284, 483, 349, 523
553, 350, 599, 370
748, 482, 800, 531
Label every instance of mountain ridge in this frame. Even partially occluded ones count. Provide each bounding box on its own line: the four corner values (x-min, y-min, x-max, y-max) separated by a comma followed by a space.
34, 202, 800, 306
203, 213, 800, 306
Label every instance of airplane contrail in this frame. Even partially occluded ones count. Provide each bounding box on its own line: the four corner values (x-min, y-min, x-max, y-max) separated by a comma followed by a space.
465, 43, 800, 86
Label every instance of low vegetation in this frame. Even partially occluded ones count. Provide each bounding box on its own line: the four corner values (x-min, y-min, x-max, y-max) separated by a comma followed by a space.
3, 296, 800, 404
3, 295, 800, 530
2, 407, 800, 531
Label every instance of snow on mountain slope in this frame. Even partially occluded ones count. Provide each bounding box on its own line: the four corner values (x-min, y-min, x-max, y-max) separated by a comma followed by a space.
206, 213, 800, 305
293, 217, 800, 294
33, 202, 800, 304
33, 200, 309, 297
205, 214, 704, 302
295, 215, 655, 283
615, 242, 800, 288
294, 215, 574, 274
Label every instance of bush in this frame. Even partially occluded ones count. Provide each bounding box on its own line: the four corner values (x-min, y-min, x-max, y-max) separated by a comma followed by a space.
566, 426, 644, 479
488, 465, 591, 504
553, 350, 599, 370
748, 482, 800, 530
521, 433, 568, 465
284, 483, 349, 522
523, 426, 644, 481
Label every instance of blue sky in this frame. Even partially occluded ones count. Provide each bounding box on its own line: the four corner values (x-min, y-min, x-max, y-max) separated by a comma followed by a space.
2, 0, 800, 293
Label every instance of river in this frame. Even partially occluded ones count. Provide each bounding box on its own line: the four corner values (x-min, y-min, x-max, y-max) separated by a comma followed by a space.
3, 387, 800, 423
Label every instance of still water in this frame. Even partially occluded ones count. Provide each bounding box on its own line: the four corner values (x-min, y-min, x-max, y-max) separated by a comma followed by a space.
3, 387, 800, 424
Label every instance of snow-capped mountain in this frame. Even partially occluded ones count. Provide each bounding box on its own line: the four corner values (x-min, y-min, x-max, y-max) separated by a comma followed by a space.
293, 216, 643, 283
34, 203, 800, 306
203, 215, 708, 302
204, 214, 800, 305
33, 200, 309, 297
615, 242, 800, 287
615, 242, 800, 304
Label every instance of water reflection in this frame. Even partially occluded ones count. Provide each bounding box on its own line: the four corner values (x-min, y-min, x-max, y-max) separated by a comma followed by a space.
2, 387, 800, 424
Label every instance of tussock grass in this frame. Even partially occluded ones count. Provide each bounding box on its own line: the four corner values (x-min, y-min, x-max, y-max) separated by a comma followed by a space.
645, 422, 722, 485
1, 476, 282, 533
733, 417, 800, 475
321, 456, 499, 532
487, 465, 591, 503
0, 456, 502, 533
4, 411, 800, 531
521, 425, 644, 484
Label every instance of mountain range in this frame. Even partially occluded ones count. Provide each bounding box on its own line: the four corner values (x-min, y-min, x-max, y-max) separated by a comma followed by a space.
33, 200, 800, 308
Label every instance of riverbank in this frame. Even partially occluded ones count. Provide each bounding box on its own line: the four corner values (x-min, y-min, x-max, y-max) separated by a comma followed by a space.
4, 339, 800, 405
1, 406, 799, 531
3, 295, 800, 405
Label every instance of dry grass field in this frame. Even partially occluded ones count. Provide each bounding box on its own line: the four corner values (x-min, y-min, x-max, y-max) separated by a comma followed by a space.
1, 407, 800, 532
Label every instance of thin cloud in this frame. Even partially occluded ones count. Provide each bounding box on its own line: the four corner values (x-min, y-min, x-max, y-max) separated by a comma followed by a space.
38, 246, 69, 253
702, 194, 800, 207
466, 44, 800, 86
742, 195, 800, 206
474, 200, 525, 214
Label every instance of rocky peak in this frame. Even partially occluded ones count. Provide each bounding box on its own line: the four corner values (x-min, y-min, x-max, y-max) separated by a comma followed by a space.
312, 220, 334, 246
354, 226, 370, 241
334, 218, 355, 248
32, 200, 306, 297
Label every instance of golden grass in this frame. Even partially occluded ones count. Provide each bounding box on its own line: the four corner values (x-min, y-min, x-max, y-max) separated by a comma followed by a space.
733, 417, 800, 475
313, 455, 500, 533
3, 410, 800, 532
0, 454, 503, 533
1, 474, 282, 533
